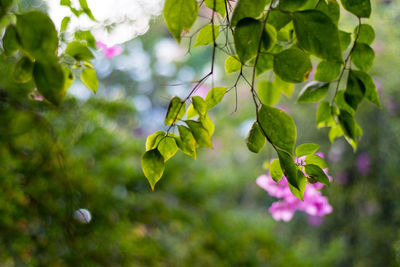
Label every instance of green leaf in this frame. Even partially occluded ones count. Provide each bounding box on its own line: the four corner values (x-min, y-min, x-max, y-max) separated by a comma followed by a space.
204, 0, 226, 17
81, 68, 98, 93
278, 0, 308, 11
329, 124, 343, 143
338, 109, 358, 140
316, 0, 340, 25
163, 0, 198, 42
256, 53, 273, 75
258, 105, 297, 154
65, 41, 94, 61
270, 158, 283, 182
141, 149, 165, 191
268, 10, 292, 30
304, 164, 330, 186
339, 30, 352, 51
199, 114, 215, 136
246, 122, 266, 153
257, 81, 280, 106
13, 56, 33, 83
288, 169, 306, 200
33, 60, 66, 106
351, 43, 374, 72
297, 81, 329, 103
146, 131, 165, 150
176, 125, 197, 159
165, 97, 185, 125
336, 90, 355, 115
62, 66, 75, 92
194, 25, 219, 47
186, 120, 213, 148
341, 0, 371, 18
293, 10, 342, 62
305, 154, 328, 169
355, 24, 375, 45
60, 16, 71, 32
262, 24, 277, 52
278, 150, 300, 190
352, 70, 380, 107
316, 101, 334, 128
16, 11, 58, 61
234, 18, 262, 63
75, 30, 96, 48
315, 61, 341, 82
79, 0, 96, 20
231, 0, 268, 27
2, 25, 19, 56
273, 47, 312, 83
205, 86, 227, 110
225, 55, 242, 74
192, 96, 206, 116
296, 143, 320, 158
158, 136, 178, 161
345, 70, 366, 111
186, 104, 198, 119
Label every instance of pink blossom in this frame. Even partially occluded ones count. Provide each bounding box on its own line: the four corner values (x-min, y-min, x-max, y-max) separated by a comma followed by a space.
96, 41, 122, 59
356, 152, 371, 176
257, 156, 333, 225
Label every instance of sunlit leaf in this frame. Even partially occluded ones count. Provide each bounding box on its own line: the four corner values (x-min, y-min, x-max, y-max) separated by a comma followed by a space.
296, 143, 320, 158
304, 164, 330, 186
341, 0, 371, 18
273, 47, 312, 83
194, 25, 219, 47
165, 97, 185, 125
297, 81, 329, 103
231, 0, 268, 27
176, 125, 197, 159
246, 122, 266, 153
81, 68, 98, 93
270, 158, 283, 182
163, 0, 198, 42
205, 86, 227, 110
141, 149, 165, 191
186, 120, 213, 148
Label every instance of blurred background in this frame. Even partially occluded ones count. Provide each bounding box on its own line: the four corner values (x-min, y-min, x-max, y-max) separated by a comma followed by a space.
1, 0, 400, 266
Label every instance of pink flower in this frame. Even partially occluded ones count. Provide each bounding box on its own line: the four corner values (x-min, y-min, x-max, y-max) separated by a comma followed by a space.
96, 41, 122, 59
257, 155, 333, 225
356, 152, 371, 176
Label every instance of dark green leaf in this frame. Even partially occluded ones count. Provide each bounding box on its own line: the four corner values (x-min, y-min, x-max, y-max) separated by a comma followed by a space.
316, 101, 334, 128
234, 18, 262, 63
81, 68, 98, 93
315, 60, 341, 82
339, 30, 352, 51
296, 143, 320, 158
141, 149, 165, 191
256, 53, 273, 75
341, 0, 371, 18
163, 0, 198, 42
338, 109, 357, 140
205, 86, 227, 110
13, 56, 33, 83
225, 55, 242, 74
258, 105, 297, 154
304, 164, 330, 186
270, 158, 283, 182
316, 0, 340, 25
355, 23, 375, 45
65, 41, 94, 61
204, 0, 226, 17
176, 125, 197, 159
345, 70, 366, 111
2, 25, 19, 56
278, 150, 300, 190
186, 120, 213, 148
278, 0, 308, 11
293, 10, 342, 62
246, 122, 266, 153
257, 81, 280, 106
336, 90, 355, 115
16, 11, 58, 61
352, 70, 380, 107
297, 81, 329, 103
262, 24, 277, 52
268, 10, 292, 30
305, 154, 328, 169
33, 60, 65, 105
165, 97, 185, 125
288, 169, 306, 200
192, 96, 206, 116
273, 47, 312, 83
351, 43, 374, 72
231, 0, 268, 27
194, 25, 219, 47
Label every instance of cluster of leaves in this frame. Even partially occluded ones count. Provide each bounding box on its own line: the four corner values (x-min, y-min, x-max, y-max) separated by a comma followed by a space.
142, 0, 380, 200
0, 0, 98, 106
